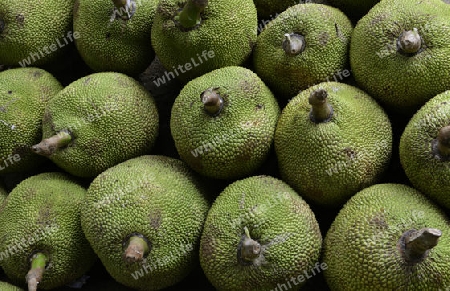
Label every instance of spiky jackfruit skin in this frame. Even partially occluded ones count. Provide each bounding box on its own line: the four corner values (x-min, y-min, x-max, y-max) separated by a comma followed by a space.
151, 0, 257, 84
399, 90, 450, 210
350, 0, 450, 115
0, 172, 97, 290
0, 68, 62, 175
323, 183, 450, 290
253, 4, 353, 99
81, 155, 210, 291
254, 0, 329, 20
274, 82, 392, 207
0, 281, 24, 291
40, 72, 159, 178
0, 0, 75, 67
200, 175, 322, 291
73, 0, 158, 77
170, 66, 280, 180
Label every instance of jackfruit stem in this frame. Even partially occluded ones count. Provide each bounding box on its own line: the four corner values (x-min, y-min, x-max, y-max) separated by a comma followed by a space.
174, 0, 208, 29
26, 252, 47, 291
31, 130, 72, 157
403, 228, 441, 263
282, 33, 306, 56
398, 28, 422, 55
437, 125, 450, 157
240, 227, 261, 261
309, 89, 333, 123
124, 236, 149, 263
201, 88, 223, 116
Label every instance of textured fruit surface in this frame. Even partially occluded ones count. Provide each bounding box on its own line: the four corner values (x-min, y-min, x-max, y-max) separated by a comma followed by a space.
275, 82, 392, 207
0, 172, 97, 290
151, 0, 257, 83
81, 155, 210, 291
323, 183, 450, 290
200, 175, 322, 291
0, 67, 62, 174
0, 281, 24, 291
350, 0, 450, 114
170, 66, 280, 180
39, 72, 159, 178
0, 0, 75, 66
253, 3, 353, 98
400, 90, 450, 209
73, 0, 158, 76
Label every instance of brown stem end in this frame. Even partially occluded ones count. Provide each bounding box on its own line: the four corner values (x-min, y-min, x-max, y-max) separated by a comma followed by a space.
31, 130, 72, 157
282, 33, 305, 56
401, 227, 442, 264
309, 89, 333, 123
201, 88, 224, 117
397, 28, 422, 55
26, 252, 47, 291
124, 235, 150, 263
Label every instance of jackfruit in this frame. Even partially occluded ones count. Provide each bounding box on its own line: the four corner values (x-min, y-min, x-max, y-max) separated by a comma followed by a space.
0, 67, 63, 175
323, 183, 450, 290
81, 155, 210, 291
200, 175, 322, 291
254, 0, 329, 21
170, 66, 280, 180
0, 0, 75, 68
73, 0, 158, 77
274, 82, 392, 207
0, 172, 97, 291
151, 0, 257, 83
399, 90, 450, 210
350, 0, 450, 115
31, 72, 159, 178
253, 3, 353, 99
0, 281, 24, 291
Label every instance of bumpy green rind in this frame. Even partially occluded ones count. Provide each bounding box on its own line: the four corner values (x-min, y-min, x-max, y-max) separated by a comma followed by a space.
323, 183, 450, 290
399, 90, 450, 210
73, 0, 158, 77
274, 82, 392, 207
254, 0, 329, 20
350, 0, 450, 115
200, 175, 322, 291
40, 72, 159, 178
0, 67, 62, 174
170, 66, 280, 180
0, 0, 75, 67
253, 3, 353, 99
0, 172, 97, 290
81, 155, 210, 291
0, 281, 24, 291
151, 0, 257, 83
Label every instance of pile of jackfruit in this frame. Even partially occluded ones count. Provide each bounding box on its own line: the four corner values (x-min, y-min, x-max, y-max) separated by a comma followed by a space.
0, 0, 450, 290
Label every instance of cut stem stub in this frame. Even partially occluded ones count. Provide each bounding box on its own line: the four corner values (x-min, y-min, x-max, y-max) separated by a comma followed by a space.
309, 89, 333, 123
240, 227, 261, 262
26, 252, 48, 291
123, 235, 150, 263
31, 130, 72, 157
400, 227, 441, 264
174, 0, 208, 29
397, 28, 422, 55
437, 125, 450, 157
282, 33, 306, 56
201, 88, 224, 117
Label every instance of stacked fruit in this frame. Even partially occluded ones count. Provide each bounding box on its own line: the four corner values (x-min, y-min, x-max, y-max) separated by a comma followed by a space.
0, 0, 449, 290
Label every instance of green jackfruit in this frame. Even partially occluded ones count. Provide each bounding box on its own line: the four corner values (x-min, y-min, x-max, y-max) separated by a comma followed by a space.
0, 281, 24, 291
0, 0, 75, 67
0, 67, 62, 175
73, 0, 158, 77
31, 72, 159, 178
350, 0, 450, 115
81, 155, 210, 291
323, 183, 450, 290
253, 3, 353, 99
0, 172, 97, 291
200, 175, 322, 291
274, 82, 392, 207
151, 0, 257, 83
400, 90, 450, 210
170, 66, 280, 180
